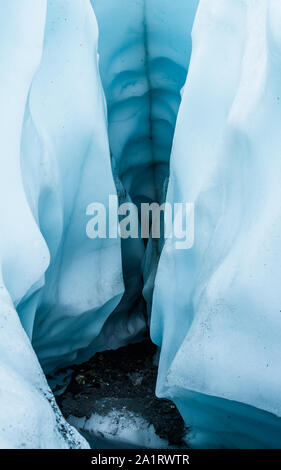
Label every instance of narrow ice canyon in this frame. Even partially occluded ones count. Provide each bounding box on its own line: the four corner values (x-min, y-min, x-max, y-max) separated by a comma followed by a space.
1, 0, 281, 449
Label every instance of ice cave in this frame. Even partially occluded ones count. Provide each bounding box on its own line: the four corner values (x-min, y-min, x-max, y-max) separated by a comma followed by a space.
1, 0, 281, 450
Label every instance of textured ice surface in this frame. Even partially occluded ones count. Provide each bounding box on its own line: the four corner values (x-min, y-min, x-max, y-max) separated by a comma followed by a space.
92, 0, 199, 318
152, 0, 281, 448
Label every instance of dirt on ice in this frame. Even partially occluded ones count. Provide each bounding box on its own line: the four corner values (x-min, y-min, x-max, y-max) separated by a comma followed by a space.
55, 339, 187, 448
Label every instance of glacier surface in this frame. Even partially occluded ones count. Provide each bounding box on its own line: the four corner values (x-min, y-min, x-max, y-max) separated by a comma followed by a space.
1, 0, 281, 449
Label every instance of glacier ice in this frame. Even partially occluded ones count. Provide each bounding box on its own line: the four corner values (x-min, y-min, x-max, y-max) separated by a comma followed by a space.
152, 0, 281, 448
0, 0, 130, 449
0, 0, 199, 448
92, 0, 198, 205
0, 0, 91, 448
91, 0, 199, 318
1, 0, 281, 450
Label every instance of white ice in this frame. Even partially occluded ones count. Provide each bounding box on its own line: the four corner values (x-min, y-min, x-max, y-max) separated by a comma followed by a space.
152, 0, 281, 448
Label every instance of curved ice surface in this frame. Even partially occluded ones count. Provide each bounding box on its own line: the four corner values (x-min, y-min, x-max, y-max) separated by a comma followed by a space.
92, 0, 198, 319
0, 0, 92, 448
152, 0, 281, 448
0, 0, 199, 448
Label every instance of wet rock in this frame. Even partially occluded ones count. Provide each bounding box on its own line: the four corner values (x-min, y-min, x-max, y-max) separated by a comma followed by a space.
75, 375, 86, 385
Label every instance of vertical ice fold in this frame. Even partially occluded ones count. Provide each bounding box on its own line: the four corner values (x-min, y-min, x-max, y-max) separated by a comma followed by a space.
25, 0, 124, 372
0, 0, 88, 449
91, 0, 199, 321
0, 0, 123, 448
92, 0, 199, 204
152, 0, 281, 448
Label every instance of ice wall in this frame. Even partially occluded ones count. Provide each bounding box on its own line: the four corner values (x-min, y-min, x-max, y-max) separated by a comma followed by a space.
0, 0, 200, 449
23, 0, 125, 373
0, 0, 91, 448
92, 0, 199, 318
92, 0, 198, 205
0, 0, 125, 448
152, 0, 281, 448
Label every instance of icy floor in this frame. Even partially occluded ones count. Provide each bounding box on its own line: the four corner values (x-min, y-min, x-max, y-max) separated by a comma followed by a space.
68, 410, 170, 449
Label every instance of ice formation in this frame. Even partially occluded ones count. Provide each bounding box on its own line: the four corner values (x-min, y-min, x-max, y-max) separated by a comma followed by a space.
152, 0, 281, 448
1, 0, 281, 449
91, 0, 199, 319
0, 0, 93, 448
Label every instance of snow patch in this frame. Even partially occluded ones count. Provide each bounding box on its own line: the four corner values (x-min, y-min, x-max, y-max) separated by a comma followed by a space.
68, 409, 169, 449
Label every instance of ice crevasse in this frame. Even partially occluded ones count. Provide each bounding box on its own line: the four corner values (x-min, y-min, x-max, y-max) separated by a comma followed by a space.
0, 0, 281, 449
0, 0, 121, 448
